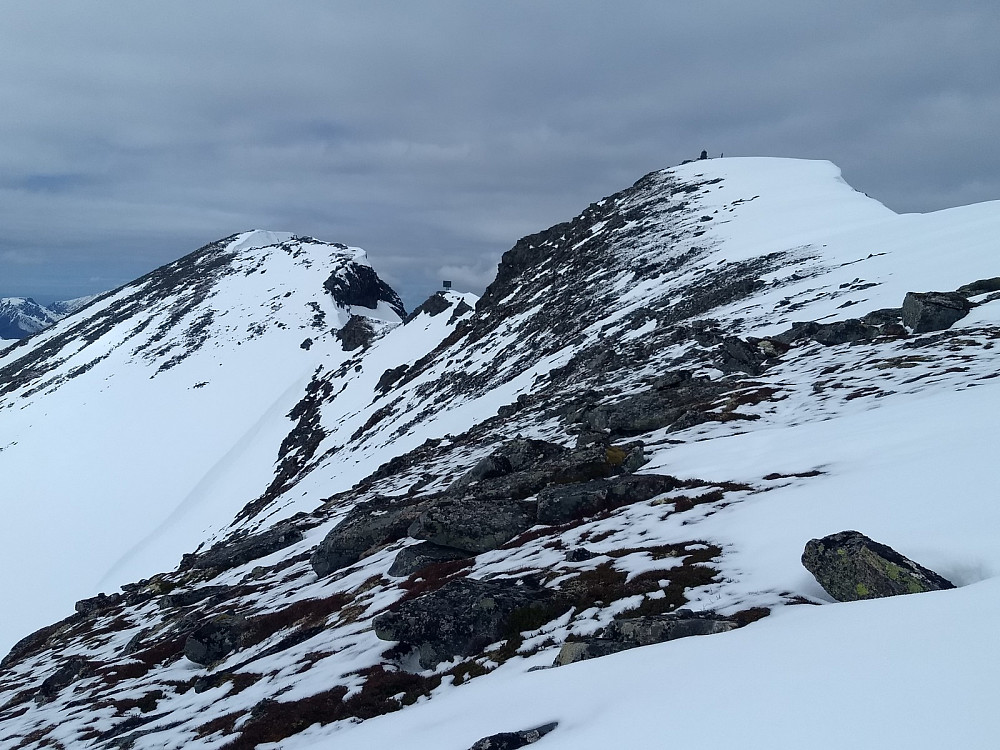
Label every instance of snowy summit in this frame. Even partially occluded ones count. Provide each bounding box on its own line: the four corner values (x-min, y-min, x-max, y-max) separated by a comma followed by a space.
0, 158, 998, 749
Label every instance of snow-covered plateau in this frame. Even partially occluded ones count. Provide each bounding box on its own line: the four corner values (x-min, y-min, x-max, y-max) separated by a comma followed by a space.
0, 158, 997, 749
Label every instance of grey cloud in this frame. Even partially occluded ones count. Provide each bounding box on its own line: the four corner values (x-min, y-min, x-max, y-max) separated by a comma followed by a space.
1, 2, 999, 309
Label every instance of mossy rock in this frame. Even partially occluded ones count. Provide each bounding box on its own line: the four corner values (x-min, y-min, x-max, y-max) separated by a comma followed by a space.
802, 530, 954, 602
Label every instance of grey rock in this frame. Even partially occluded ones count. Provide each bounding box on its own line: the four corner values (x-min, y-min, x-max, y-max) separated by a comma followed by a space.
373, 578, 559, 668
159, 585, 231, 610
901, 291, 972, 333
809, 319, 879, 346
311, 497, 427, 577
410, 497, 534, 554
387, 542, 470, 577
717, 336, 767, 375
186, 521, 303, 572
603, 611, 737, 645
802, 530, 955, 602
553, 638, 630, 666
75, 592, 122, 615
554, 611, 736, 666
771, 321, 822, 346
573, 374, 732, 437
956, 277, 1000, 297
36, 656, 94, 703
449, 438, 568, 492
404, 291, 452, 322
183, 614, 247, 665
468, 722, 559, 750
536, 474, 680, 525
861, 307, 903, 326
564, 547, 598, 562
335, 315, 377, 351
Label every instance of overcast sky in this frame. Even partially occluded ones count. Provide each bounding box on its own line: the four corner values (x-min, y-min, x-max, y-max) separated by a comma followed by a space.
1, 2, 998, 310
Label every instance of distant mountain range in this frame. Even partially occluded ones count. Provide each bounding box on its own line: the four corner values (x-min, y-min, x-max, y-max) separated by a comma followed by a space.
0, 294, 99, 339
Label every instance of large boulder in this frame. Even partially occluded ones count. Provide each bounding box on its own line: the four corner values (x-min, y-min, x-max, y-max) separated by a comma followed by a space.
184, 614, 247, 665
409, 497, 534, 554
802, 530, 955, 602
536, 474, 680, 525
311, 497, 427, 577
373, 578, 559, 669
901, 291, 972, 333
467, 722, 559, 750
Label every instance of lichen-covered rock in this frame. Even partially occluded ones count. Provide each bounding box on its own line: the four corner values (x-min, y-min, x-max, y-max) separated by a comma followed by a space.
373, 578, 559, 668
802, 530, 955, 602
553, 638, 630, 666
554, 611, 736, 666
603, 611, 737, 645
183, 614, 247, 665
387, 542, 470, 577
901, 291, 973, 333
467, 722, 559, 750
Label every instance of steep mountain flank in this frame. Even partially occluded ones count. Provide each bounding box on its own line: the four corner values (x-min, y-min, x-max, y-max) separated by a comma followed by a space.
2, 160, 1000, 749
0, 231, 412, 650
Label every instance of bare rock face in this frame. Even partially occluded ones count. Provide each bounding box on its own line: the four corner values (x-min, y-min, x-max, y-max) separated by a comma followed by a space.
802, 530, 955, 602
901, 291, 972, 333
467, 722, 559, 750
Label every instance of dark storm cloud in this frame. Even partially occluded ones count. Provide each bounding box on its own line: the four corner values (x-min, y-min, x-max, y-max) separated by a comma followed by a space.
1, 1, 998, 309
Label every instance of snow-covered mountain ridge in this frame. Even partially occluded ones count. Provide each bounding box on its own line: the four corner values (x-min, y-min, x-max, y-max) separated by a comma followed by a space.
0, 231, 410, 651
1, 159, 999, 749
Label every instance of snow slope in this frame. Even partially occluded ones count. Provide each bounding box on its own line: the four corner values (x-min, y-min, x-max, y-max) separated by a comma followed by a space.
0, 231, 410, 652
1, 159, 999, 749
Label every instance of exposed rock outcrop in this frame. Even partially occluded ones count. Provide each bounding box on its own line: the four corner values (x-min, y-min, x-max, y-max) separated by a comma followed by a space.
373, 578, 560, 669
802, 530, 955, 601
554, 610, 737, 666
311, 497, 428, 577
536, 474, 680, 525
410, 498, 535, 554
387, 542, 470, 577
183, 614, 247, 665
901, 291, 973, 333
